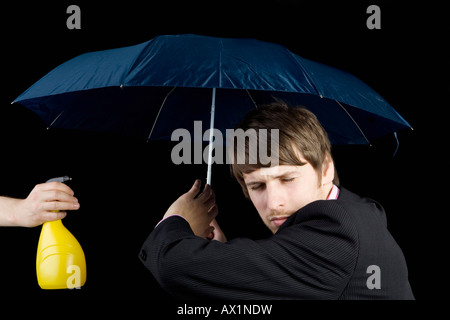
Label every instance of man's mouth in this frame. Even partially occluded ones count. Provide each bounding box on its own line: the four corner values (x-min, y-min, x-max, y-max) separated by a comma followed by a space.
269, 215, 290, 227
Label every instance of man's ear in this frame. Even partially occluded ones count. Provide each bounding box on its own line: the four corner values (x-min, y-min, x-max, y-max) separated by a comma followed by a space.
321, 153, 335, 186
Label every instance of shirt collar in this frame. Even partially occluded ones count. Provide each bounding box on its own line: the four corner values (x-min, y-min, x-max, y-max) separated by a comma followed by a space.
326, 184, 340, 200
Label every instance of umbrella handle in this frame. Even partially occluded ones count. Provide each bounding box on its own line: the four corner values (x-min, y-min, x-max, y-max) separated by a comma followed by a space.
206, 88, 216, 186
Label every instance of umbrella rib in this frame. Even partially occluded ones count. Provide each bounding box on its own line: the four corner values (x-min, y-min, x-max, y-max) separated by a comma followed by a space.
147, 87, 177, 141
48, 110, 65, 128
284, 48, 321, 96
245, 90, 258, 109
335, 100, 372, 146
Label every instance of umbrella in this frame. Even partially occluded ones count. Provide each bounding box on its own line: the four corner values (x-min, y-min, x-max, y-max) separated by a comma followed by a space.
12, 34, 411, 184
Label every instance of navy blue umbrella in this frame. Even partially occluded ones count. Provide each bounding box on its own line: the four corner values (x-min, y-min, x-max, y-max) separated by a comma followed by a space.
13, 34, 411, 184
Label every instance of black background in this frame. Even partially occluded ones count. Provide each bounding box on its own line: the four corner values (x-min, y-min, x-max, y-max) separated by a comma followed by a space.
0, 0, 448, 303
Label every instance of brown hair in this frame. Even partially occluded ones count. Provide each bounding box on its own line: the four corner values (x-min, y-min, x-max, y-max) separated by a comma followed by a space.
229, 101, 339, 197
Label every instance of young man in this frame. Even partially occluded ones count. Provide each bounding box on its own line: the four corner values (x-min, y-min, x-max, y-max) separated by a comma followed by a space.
139, 102, 414, 299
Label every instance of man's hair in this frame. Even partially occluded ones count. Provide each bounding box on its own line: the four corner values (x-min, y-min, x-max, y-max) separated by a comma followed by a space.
229, 100, 339, 197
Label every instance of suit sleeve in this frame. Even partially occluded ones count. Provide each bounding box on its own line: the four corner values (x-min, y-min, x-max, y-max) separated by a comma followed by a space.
139, 201, 359, 299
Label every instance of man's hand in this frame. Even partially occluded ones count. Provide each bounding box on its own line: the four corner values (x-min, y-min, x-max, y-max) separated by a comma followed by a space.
163, 179, 218, 238
5, 182, 80, 227
207, 219, 227, 242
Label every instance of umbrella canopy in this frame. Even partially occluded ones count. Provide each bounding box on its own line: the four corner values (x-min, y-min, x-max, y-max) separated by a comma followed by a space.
13, 34, 411, 183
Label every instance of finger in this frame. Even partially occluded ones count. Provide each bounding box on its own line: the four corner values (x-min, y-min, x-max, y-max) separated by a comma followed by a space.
209, 218, 227, 242
209, 189, 216, 203
206, 223, 217, 240
35, 182, 75, 195
186, 179, 201, 198
209, 218, 219, 228
40, 201, 80, 212
40, 190, 79, 204
203, 189, 216, 207
203, 226, 215, 239
198, 184, 213, 203
208, 204, 218, 219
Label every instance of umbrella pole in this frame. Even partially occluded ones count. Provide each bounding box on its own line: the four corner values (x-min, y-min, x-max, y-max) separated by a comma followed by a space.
206, 88, 217, 185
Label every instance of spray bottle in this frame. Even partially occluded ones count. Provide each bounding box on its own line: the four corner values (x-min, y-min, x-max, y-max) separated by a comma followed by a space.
36, 176, 86, 289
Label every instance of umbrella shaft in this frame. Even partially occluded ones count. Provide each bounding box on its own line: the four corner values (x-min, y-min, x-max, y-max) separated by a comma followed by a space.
206, 88, 216, 185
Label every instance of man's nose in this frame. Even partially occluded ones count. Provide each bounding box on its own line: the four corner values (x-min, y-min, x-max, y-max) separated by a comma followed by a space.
266, 184, 285, 212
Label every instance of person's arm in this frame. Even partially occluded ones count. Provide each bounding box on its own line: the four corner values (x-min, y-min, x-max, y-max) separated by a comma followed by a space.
140, 200, 358, 299
0, 182, 80, 227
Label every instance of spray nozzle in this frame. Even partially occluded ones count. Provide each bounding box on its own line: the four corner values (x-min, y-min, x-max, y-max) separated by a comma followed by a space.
46, 176, 72, 184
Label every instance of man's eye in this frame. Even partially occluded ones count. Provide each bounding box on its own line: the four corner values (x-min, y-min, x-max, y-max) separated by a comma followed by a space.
251, 184, 264, 190
282, 177, 295, 182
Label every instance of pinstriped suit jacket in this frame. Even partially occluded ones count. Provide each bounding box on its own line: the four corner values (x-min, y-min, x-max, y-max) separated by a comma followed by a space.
139, 187, 414, 299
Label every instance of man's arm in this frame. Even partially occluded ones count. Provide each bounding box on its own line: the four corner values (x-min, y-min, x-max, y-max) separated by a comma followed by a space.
139, 200, 358, 299
0, 182, 80, 227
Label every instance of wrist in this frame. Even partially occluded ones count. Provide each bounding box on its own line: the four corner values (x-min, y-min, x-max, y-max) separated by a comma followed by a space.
0, 197, 22, 226
155, 214, 188, 228
8, 198, 23, 226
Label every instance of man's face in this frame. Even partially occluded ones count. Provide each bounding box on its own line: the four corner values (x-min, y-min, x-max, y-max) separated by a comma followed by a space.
243, 160, 329, 234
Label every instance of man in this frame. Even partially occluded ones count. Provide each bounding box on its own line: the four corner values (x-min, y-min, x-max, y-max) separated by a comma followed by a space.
139, 101, 414, 299
0, 181, 79, 227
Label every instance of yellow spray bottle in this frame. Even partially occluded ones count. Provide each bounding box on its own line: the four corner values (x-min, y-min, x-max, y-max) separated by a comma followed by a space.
36, 176, 86, 289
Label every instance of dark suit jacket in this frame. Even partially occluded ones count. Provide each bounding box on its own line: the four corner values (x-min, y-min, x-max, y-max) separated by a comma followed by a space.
139, 187, 414, 299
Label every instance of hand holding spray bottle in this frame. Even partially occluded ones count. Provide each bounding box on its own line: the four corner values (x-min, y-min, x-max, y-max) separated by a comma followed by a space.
36, 176, 86, 289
